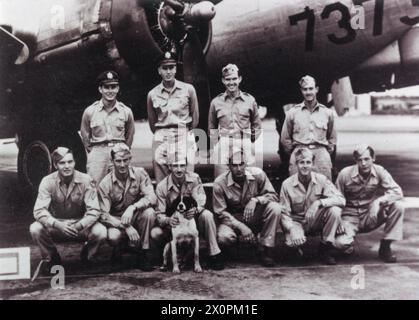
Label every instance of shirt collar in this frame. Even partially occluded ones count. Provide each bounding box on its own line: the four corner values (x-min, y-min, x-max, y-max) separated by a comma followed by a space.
57, 171, 82, 185
291, 172, 317, 187
351, 164, 377, 180
98, 99, 121, 113
227, 169, 255, 187
301, 101, 321, 111
160, 80, 182, 94
167, 172, 194, 190
111, 167, 136, 184
223, 90, 245, 102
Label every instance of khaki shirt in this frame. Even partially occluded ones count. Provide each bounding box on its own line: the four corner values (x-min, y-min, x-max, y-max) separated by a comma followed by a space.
335, 164, 403, 211
213, 167, 279, 227
208, 91, 262, 142
33, 170, 100, 229
155, 172, 206, 227
147, 80, 199, 133
98, 167, 156, 228
280, 172, 345, 230
80, 100, 135, 151
280, 102, 336, 154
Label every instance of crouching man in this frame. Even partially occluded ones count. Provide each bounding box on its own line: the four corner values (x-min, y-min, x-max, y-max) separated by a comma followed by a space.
150, 156, 225, 270
279, 148, 345, 265
335, 144, 404, 262
213, 149, 282, 267
98, 143, 157, 271
30, 147, 107, 273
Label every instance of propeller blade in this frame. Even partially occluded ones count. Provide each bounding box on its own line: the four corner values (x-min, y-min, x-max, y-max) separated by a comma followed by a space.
182, 29, 211, 131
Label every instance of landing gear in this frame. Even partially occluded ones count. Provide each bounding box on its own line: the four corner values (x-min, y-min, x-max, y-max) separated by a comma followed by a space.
17, 132, 86, 200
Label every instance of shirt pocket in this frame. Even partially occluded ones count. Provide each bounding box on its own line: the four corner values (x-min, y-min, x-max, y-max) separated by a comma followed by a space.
313, 119, 328, 138
172, 94, 190, 117
70, 191, 84, 206
111, 117, 126, 136
291, 196, 305, 214
90, 119, 106, 138
237, 109, 250, 127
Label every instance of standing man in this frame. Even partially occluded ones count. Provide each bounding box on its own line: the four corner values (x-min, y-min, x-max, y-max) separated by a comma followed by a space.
209, 64, 262, 178
81, 70, 135, 184
213, 149, 282, 267
281, 75, 336, 180
150, 156, 224, 270
279, 148, 345, 265
147, 51, 199, 183
30, 147, 107, 273
98, 143, 157, 271
334, 144, 404, 262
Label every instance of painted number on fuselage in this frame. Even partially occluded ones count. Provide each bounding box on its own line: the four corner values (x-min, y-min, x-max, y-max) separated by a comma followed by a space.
289, 0, 418, 51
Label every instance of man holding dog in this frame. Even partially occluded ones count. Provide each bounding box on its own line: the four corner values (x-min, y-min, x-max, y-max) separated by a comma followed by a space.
98, 143, 157, 271
150, 156, 225, 270
213, 149, 282, 267
279, 148, 345, 265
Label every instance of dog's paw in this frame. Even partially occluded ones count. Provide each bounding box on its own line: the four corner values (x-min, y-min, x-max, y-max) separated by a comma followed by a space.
172, 267, 181, 274
194, 265, 203, 273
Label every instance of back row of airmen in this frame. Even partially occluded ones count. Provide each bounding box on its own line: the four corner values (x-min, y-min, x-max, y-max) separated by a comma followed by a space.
29, 52, 404, 274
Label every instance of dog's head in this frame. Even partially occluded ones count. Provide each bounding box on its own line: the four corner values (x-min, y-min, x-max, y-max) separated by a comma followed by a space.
166, 195, 198, 217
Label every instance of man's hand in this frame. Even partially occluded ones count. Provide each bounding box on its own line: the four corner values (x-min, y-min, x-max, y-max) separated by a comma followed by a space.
125, 226, 140, 246
336, 223, 345, 235
121, 205, 136, 227
168, 216, 180, 228
286, 226, 306, 247
185, 208, 197, 220
70, 221, 83, 232
237, 223, 256, 244
378, 198, 389, 207
243, 198, 258, 223
56, 221, 79, 238
369, 200, 381, 222
305, 200, 321, 229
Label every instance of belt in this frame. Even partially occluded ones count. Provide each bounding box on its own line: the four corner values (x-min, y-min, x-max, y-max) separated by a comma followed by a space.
156, 125, 191, 130
92, 141, 119, 147
296, 144, 325, 150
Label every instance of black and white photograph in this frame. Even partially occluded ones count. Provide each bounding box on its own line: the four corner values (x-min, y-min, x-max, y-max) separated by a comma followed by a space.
1, 0, 419, 304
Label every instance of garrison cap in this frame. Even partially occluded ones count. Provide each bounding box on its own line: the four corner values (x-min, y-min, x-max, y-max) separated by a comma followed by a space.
110, 143, 131, 158
294, 148, 314, 162
157, 51, 177, 67
51, 147, 72, 165
228, 147, 245, 165
222, 63, 239, 77
97, 70, 119, 86
353, 143, 374, 159
299, 75, 316, 87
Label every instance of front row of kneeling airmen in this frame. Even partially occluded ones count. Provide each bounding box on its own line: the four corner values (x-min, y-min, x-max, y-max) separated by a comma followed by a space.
30, 141, 404, 274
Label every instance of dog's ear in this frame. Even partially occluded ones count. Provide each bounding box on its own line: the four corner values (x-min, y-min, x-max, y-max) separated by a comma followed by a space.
166, 195, 182, 216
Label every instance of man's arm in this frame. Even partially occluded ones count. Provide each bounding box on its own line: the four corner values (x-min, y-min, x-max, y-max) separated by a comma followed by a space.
279, 184, 295, 232
80, 108, 92, 152
319, 178, 346, 208
33, 178, 57, 228
212, 182, 242, 229
76, 179, 101, 230
254, 170, 279, 204
97, 180, 124, 229
280, 112, 294, 155
147, 92, 157, 134
189, 85, 199, 129
125, 107, 135, 148
208, 100, 219, 143
191, 176, 207, 213
132, 169, 157, 210
326, 112, 337, 154
378, 168, 403, 204
250, 99, 262, 142
155, 183, 170, 227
